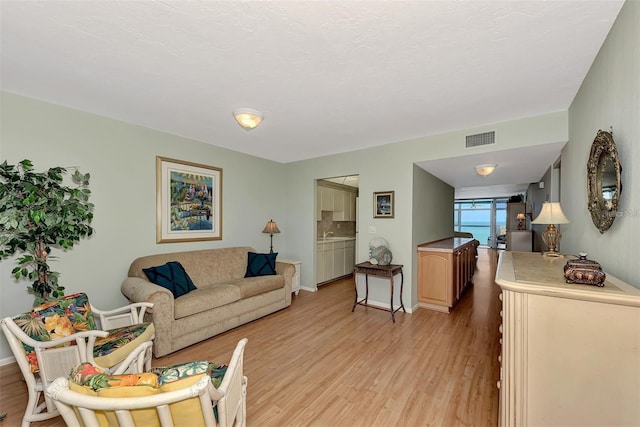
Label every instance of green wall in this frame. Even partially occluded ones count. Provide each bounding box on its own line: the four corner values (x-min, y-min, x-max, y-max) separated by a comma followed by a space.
0, 76, 573, 361
563, 0, 639, 286
0, 92, 288, 360
283, 111, 568, 313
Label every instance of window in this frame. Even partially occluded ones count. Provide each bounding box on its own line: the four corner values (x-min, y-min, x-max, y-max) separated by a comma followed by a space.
454, 198, 507, 247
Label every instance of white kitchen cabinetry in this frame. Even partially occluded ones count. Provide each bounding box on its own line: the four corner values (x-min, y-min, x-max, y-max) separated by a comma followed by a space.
344, 239, 355, 273
316, 238, 356, 285
495, 251, 640, 427
333, 241, 346, 277
320, 187, 334, 212
317, 184, 356, 220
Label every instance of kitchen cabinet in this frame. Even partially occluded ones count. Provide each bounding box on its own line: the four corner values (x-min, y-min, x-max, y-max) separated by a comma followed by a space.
495, 251, 640, 427
416, 237, 479, 313
317, 183, 357, 220
320, 186, 335, 211
344, 239, 355, 273
316, 238, 356, 284
332, 189, 357, 221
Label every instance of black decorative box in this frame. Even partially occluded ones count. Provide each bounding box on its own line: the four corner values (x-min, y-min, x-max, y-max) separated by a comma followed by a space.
564, 254, 606, 287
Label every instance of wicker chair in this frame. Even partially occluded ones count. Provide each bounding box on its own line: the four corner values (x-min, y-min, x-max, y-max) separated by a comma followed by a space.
46, 338, 248, 427
1, 293, 154, 427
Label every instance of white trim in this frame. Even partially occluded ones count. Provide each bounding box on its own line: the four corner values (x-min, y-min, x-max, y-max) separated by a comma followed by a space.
0, 355, 17, 366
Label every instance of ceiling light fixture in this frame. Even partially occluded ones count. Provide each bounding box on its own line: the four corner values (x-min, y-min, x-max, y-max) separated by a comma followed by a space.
233, 108, 263, 130
475, 164, 497, 176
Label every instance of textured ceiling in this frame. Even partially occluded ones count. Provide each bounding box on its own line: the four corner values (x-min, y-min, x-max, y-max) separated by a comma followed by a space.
0, 1, 624, 191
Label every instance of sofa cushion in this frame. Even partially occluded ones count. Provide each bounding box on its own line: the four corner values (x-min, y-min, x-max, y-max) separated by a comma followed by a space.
129, 247, 254, 287
245, 252, 277, 277
232, 275, 285, 299
143, 261, 197, 298
173, 285, 241, 319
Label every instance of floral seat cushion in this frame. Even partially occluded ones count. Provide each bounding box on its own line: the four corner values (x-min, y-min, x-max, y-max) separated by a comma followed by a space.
69, 360, 228, 426
13, 292, 154, 372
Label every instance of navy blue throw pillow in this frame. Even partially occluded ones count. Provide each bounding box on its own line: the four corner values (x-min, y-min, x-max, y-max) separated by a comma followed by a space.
245, 252, 277, 277
143, 261, 197, 298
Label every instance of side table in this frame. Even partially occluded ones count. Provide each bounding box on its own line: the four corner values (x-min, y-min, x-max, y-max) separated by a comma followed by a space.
352, 262, 405, 322
279, 259, 301, 295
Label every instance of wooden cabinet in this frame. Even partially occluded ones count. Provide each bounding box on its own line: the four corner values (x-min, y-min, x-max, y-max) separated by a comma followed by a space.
496, 252, 640, 427
417, 237, 479, 313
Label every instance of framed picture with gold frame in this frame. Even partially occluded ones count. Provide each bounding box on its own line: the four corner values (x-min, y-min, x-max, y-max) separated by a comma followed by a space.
156, 156, 222, 243
373, 191, 394, 218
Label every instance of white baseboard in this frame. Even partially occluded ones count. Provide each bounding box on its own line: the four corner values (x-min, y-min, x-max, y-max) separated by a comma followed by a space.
0, 355, 16, 366
300, 286, 317, 293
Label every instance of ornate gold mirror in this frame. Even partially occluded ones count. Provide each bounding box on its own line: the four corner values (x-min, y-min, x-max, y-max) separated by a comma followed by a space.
587, 130, 622, 233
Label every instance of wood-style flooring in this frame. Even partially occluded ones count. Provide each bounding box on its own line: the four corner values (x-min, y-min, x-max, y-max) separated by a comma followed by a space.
0, 248, 501, 427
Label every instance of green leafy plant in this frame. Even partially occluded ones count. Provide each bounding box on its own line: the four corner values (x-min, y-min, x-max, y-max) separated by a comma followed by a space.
0, 159, 94, 303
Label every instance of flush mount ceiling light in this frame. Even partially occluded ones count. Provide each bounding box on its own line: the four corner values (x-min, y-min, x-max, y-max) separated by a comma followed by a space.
233, 108, 263, 130
475, 164, 497, 177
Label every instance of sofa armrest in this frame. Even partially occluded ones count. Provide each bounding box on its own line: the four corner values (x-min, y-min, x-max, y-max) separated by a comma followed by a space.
275, 261, 295, 304
121, 277, 175, 357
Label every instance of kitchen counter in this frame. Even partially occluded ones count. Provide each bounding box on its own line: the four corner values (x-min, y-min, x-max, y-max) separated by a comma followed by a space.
316, 236, 356, 243
416, 237, 476, 253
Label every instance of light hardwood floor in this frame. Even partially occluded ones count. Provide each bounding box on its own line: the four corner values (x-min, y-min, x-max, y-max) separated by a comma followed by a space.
0, 248, 501, 427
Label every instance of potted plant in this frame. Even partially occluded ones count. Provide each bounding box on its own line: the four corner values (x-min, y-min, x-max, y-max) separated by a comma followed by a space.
0, 159, 94, 303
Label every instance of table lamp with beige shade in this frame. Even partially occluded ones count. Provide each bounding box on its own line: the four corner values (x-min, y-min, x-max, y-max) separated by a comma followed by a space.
531, 202, 570, 258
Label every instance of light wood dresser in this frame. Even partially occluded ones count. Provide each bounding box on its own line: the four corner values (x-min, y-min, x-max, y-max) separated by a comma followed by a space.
495, 251, 640, 427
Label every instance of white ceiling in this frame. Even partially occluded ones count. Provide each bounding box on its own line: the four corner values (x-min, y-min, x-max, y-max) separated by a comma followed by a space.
417, 142, 566, 199
0, 1, 624, 195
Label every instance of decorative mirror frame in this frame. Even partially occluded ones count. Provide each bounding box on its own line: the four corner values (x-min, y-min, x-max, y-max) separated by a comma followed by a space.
587, 130, 622, 233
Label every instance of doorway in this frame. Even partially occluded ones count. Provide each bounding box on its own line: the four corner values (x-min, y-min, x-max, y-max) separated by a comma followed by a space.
316, 175, 359, 288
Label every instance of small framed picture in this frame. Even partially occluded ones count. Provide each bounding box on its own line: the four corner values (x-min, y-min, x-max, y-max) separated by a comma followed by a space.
156, 156, 222, 243
373, 191, 394, 218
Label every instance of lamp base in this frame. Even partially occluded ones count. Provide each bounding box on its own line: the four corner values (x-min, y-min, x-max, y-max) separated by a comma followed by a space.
541, 251, 564, 259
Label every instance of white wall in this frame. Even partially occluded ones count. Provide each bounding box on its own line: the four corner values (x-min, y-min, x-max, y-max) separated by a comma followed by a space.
563, 0, 639, 287
0, 92, 288, 360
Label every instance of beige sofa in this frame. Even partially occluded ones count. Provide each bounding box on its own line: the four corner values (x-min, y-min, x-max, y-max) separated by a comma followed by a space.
121, 247, 294, 357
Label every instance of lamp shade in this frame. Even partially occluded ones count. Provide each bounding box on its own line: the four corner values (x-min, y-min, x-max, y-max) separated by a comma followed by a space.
262, 220, 280, 234
233, 109, 263, 130
516, 213, 526, 220
531, 202, 570, 225
475, 164, 497, 176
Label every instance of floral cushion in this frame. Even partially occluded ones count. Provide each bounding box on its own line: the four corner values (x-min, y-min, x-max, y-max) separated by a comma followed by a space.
152, 360, 228, 388
70, 362, 158, 391
69, 361, 227, 426
13, 292, 153, 372
14, 292, 96, 372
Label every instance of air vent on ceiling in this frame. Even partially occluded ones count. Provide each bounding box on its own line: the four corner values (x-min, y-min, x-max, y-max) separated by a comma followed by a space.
465, 131, 495, 148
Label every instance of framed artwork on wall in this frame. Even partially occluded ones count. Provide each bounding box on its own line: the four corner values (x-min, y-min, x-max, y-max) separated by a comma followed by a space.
373, 191, 394, 218
156, 156, 222, 243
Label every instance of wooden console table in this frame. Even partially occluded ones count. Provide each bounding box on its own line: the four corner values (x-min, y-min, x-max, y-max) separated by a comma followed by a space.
352, 262, 405, 322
